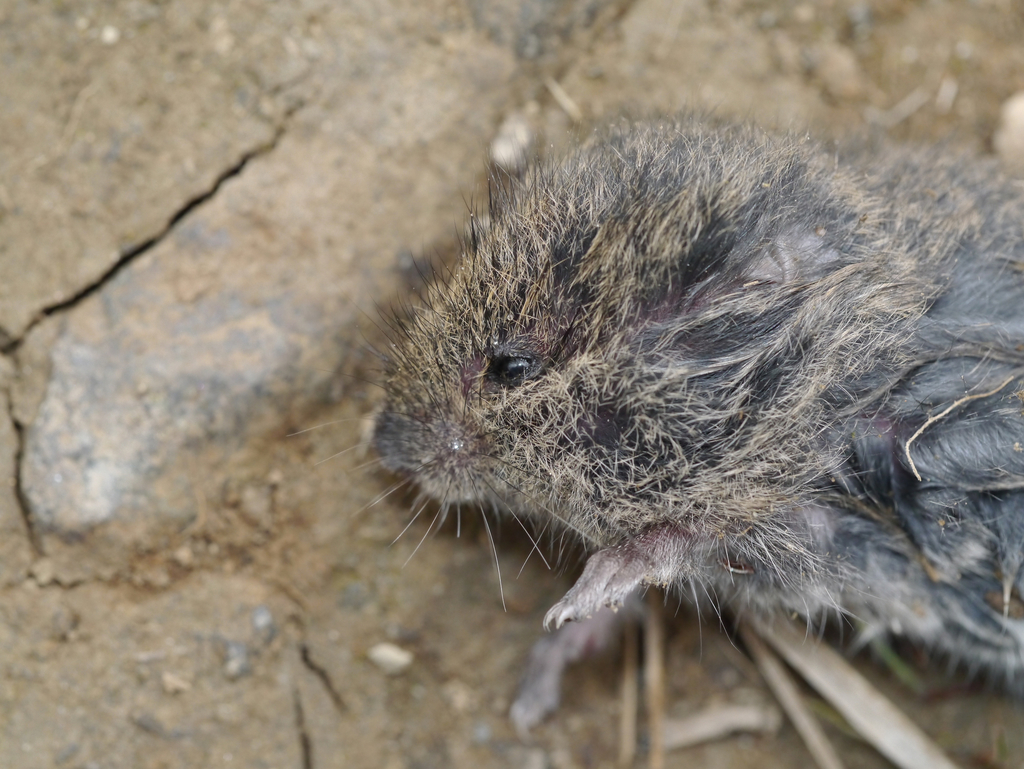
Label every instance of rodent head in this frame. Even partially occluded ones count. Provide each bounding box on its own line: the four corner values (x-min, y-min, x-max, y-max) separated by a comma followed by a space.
374, 118, 929, 547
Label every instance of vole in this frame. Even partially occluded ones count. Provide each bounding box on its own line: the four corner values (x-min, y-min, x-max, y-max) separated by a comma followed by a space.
372, 115, 1024, 729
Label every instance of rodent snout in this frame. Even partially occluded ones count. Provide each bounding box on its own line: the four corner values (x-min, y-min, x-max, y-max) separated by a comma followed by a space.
373, 408, 490, 503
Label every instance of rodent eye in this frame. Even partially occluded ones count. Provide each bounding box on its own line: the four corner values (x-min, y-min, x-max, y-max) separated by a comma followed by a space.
487, 355, 539, 387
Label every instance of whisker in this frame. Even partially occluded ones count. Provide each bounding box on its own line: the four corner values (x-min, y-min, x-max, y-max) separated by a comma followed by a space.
392, 495, 432, 546
350, 469, 422, 518
328, 369, 386, 390
288, 417, 366, 437
314, 442, 371, 466
481, 477, 551, 571
403, 502, 448, 568
479, 509, 507, 612
347, 455, 388, 474
488, 470, 590, 543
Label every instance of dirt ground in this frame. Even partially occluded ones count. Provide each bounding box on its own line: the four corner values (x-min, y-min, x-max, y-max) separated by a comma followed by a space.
2, 1, 1024, 768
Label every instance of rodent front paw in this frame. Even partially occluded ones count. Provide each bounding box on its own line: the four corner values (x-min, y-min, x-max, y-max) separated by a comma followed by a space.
543, 546, 650, 630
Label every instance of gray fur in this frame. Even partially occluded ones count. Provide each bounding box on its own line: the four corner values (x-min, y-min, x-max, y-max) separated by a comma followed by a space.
373, 115, 1024, 693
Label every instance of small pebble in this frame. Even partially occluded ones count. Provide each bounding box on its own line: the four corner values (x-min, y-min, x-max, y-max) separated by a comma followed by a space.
521, 748, 547, 769
793, 4, 814, 23
490, 112, 535, 172
340, 582, 369, 610
994, 91, 1024, 175
813, 43, 866, 101
100, 25, 120, 45
50, 605, 79, 641
216, 702, 243, 725
367, 642, 413, 674
161, 671, 191, 694
30, 558, 55, 586
472, 720, 492, 744
847, 3, 872, 39
221, 641, 251, 679
172, 545, 194, 568
955, 40, 974, 60
441, 679, 473, 712
239, 485, 272, 530
251, 605, 276, 644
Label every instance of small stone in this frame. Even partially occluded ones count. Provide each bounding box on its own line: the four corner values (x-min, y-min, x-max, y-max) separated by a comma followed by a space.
210, 17, 234, 56
30, 558, 55, 586
239, 485, 273, 530
161, 671, 191, 694
145, 567, 171, 588
770, 32, 802, 75
100, 25, 120, 45
251, 605, 276, 644
220, 640, 251, 680
490, 112, 534, 172
442, 679, 473, 712
521, 748, 547, 769
814, 43, 866, 101
55, 743, 80, 764
215, 702, 244, 725
50, 605, 80, 641
847, 3, 872, 39
793, 4, 814, 23
471, 720, 492, 744
367, 642, 413, 675
172, 545, 194, 568
340, 582, 369, 610
994, 91, 1024, 175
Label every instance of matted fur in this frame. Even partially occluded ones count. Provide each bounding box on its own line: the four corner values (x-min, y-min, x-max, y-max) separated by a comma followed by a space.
374, 115, 1024, 687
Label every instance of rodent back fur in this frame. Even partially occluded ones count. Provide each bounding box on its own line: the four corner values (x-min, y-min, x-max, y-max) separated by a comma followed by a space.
374, 115, 1024, 684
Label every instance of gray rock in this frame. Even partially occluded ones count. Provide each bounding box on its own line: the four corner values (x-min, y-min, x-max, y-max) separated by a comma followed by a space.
15, 3, 517, 582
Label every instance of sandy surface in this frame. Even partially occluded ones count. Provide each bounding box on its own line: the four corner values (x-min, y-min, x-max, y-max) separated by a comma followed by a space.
1, 1, 1023, 767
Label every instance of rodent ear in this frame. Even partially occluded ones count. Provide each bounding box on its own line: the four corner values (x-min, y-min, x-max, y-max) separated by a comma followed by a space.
745, 229, 840, 285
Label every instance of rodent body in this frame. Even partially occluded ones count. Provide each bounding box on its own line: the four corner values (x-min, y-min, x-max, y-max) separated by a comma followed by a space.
374, 116, 1024, 695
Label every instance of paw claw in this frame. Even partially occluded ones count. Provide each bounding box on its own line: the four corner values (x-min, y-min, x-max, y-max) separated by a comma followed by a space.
543, 545, 653, 632
542, 602, 575, 631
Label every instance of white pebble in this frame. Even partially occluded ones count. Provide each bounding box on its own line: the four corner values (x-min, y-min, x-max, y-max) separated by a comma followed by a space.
490, 112, 534, 172
367, 642, 413, 674
994, 91, 1024, 175
101, 25, 120, 45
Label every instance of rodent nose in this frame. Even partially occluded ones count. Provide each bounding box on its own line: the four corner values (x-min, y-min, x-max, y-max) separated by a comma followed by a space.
432, 422, 474, 462
373, 409, 480, 475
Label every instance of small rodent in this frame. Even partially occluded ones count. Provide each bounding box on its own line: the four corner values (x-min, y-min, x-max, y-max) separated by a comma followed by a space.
373, 115, 1024, 727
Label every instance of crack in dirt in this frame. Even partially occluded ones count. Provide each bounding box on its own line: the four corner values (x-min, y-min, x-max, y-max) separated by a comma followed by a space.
0, 99, 306, 570
293, 686, 314, 769
7, 408, 43, 558
300, 642, 347, 712
38, 117, 296, 325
